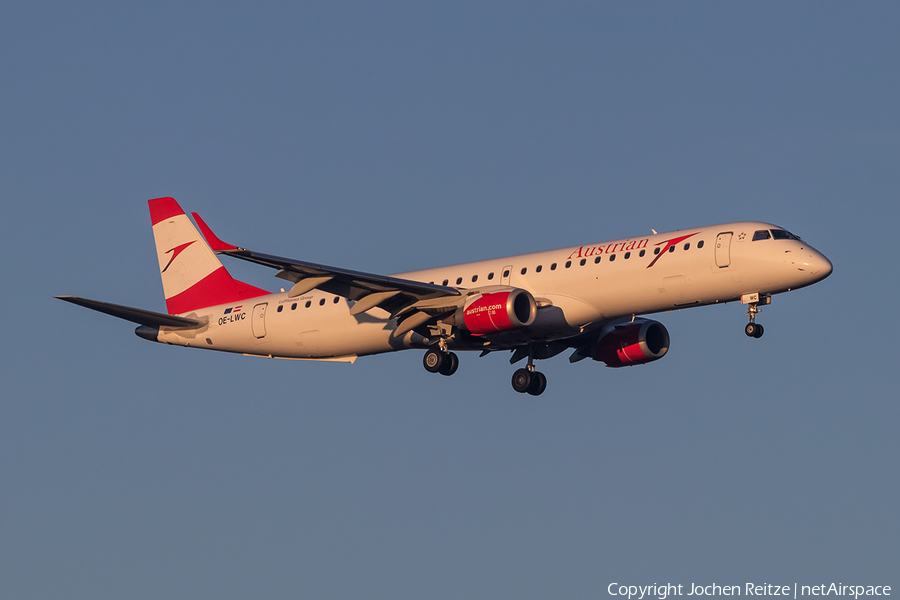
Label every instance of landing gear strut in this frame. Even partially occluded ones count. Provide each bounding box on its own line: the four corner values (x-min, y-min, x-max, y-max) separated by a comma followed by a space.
423, 347, 459, 376
744, 299, 765, 338
511, 347, 547, 396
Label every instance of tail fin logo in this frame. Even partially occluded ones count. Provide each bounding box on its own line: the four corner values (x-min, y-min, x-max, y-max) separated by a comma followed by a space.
161, 241, 196, 273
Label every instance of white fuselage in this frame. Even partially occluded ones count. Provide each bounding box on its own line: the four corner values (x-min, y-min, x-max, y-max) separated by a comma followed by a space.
155, 222, 832, 361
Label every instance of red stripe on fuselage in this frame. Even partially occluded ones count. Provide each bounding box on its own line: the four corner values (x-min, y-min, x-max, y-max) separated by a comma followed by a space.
149, 197, 187, 226
645, 232, 700, 269
164, 266, 269, 315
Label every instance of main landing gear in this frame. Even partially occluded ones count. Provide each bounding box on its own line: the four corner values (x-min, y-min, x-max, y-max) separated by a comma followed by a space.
512, 368, 547, 396
423, 347, 459, 376
511, 347, 547, 396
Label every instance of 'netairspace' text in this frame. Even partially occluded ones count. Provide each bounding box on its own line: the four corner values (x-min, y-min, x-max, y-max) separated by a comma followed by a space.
608, 584, 891, 600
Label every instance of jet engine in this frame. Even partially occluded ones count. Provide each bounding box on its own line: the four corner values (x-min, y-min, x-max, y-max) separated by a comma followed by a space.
456, 288, 537, 335
592, 319, 670, 367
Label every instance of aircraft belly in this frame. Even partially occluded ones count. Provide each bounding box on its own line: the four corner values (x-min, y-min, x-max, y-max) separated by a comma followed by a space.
264, 311, 403, 358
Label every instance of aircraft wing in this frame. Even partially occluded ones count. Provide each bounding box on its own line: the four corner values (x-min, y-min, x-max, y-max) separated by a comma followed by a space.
56, 296, 202, 328
192, 213, 462, 328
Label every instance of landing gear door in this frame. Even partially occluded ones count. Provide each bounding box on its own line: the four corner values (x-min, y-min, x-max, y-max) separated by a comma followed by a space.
251, 302, 268, 338
715, 232, 733, 268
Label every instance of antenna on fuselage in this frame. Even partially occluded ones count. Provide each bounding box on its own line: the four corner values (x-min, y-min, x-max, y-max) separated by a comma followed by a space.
651, 229, 658, 235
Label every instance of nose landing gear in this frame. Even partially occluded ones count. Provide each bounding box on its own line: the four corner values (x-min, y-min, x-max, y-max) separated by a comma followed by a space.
742, 293, 770, 338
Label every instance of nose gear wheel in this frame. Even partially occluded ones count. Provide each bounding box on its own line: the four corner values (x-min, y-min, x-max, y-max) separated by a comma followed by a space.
744, 322, 764, 338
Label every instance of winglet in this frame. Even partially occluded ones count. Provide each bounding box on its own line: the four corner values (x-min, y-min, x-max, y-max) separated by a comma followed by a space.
192, 212, 240, 252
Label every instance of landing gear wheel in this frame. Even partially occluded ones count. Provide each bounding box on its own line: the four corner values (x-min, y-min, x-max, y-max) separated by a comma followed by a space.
439, 352, 459, 376
423, 348, 445, 373
527, 371, 547, 396
744, 323, 760, 338
511, 368, 533, 393
752, 323, 764, 338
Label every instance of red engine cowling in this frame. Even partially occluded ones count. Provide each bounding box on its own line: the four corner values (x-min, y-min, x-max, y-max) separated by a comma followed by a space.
457, 289, 537, 335
593, 319, 670, 367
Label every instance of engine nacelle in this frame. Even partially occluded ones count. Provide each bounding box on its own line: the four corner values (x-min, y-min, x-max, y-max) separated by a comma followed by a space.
593, 319, 670, 367
457, 288, 537, 335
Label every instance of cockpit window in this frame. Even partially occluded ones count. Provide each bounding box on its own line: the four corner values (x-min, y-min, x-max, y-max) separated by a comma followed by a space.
771, 229, 801, 241
752, 230, 771, 241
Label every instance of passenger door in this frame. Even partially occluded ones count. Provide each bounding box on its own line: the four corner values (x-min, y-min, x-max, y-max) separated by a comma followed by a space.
715, 232, 733, 268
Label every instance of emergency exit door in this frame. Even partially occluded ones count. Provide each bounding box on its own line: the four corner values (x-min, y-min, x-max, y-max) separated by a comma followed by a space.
251, 303, 268, 338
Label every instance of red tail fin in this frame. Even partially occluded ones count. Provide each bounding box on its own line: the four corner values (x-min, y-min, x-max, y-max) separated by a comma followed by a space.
149, 197, 269, 314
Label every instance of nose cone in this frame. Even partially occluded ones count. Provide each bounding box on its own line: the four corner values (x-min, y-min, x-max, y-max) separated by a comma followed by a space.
806, 250, 833, 281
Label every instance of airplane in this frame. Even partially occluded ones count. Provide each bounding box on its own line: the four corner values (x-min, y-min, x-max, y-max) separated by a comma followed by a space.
58, 197, 833, 395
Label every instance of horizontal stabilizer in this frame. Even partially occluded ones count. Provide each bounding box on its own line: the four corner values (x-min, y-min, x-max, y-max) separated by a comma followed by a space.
56, 296, 202, 328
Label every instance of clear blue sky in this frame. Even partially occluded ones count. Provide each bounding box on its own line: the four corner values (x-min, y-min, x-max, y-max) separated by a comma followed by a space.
2, 2, 898, 598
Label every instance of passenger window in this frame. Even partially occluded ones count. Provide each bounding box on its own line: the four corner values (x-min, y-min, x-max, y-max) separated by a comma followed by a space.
683, 243, 690, 250
305, 301, 311, 308
521, 267, 527, 275
551, 263, 557, 270
610, 254, 616, 262
668, 245, 675, 253
319, 298, 326, 306
333, 297, 340, 304
624, 252, 630, 259
654, 247, 661, 255
277, 305, 283, 313
753, 230, 771, 241
565, 261, 571, 268
488, 272, 494, 280
594, 256, 601, 264
639, 249, 646, 257
536, 265, 542, 273
442, 279, 448, 286
291, 303, 297, 310
697, 240, 704, 249
580, 258, 586, 266
471, 275, 478, 282
503, 270, 510, 278
456, 277, 463, 285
